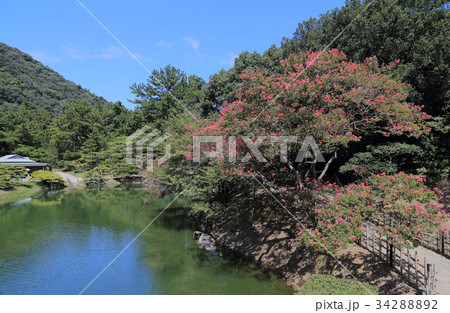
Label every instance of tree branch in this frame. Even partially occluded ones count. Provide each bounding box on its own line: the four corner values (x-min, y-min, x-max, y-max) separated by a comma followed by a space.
318, 149, 338, 180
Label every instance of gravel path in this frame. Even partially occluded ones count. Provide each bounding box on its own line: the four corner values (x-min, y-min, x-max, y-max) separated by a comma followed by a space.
54, 171, 84, 188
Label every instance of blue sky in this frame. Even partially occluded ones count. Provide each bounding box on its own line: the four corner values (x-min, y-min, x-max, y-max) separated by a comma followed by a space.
0, 0, 346, 109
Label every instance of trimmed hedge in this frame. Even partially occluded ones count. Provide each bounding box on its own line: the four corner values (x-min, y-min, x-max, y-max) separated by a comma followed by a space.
31, 171, 64, 185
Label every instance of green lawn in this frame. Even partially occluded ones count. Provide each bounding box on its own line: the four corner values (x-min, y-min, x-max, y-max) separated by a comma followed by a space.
298, 274, 378, 295
0, 182, 41, 204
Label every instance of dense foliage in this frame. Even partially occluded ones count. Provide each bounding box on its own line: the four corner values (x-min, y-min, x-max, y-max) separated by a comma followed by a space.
130, 65, 208, 125
30, 170, 64, 186
294, 173, 447, 252
185, 50, 430, 188
281, 0, 450, 178
174, 51, 448, 252
0, 43, 110, 114
200, 0, 450, 179
0, 165, 27, 189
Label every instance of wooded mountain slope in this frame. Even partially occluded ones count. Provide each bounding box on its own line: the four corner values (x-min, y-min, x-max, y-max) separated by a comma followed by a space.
0, 42, 110, 114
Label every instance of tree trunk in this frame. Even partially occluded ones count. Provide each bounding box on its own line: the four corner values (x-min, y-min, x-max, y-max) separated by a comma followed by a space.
333, 169, 343, 186
310, 158, 317, 180
288, 160, 304, 190
318, 149, 338, 181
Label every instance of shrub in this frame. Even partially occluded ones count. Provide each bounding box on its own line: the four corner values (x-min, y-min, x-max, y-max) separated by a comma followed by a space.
295, 173, 449, 252
83, 166, 108, 185
112, 162, 140, 181
0, 165, 27, 189
298, 274, 378, 295
31, 171, 64, 186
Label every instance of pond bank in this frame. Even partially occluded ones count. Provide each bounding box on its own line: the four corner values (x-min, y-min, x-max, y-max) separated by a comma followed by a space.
0, 182, 41, 204
193, 203, 417, 295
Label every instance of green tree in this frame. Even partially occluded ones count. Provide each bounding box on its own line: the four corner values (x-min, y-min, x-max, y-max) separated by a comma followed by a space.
49, 100, 106, 162
112, 163, 140, 182
98, 101, 136, 136
201, 47, 284, 115
130, 65, 206, 127
0, 106, 51, 160
339, 143, 423, 179
31, 170, 64, 187
282, 0, 450, 178
83, 166, 108, 185
0, 165, 27, 189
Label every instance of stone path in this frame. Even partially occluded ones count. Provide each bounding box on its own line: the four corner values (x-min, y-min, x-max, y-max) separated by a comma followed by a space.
54, 171, 84, 188
363, 222, 450, 294
409, 245, 450, 295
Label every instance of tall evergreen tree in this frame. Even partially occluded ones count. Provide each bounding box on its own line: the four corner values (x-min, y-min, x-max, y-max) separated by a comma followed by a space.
130, 65, 206, 127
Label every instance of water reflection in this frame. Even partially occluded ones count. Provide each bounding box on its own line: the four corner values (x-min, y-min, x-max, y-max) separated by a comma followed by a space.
0, 187, 292, 295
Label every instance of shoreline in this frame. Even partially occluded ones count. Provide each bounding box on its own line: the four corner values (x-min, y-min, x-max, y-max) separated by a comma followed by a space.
0, 182, 421, 294
0, 188, 42, 204
192, 206, 418, 295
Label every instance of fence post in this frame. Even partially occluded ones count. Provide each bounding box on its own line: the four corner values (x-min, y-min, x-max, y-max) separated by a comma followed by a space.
441, 232, 445, 255
393, 245, 395, 267
365, 223, 368, 248
423, 257, 427, 289
400, 248, 403, 275
379, 233, 382, 258
407, 251, 411, 282
426, 263, 436, 295
389, 243, 394, 267
415, 251, 419, 289
433, 265, 436, 295
446, 231, 448, 255
372, 228, 375, 252
385, 239, 388, 259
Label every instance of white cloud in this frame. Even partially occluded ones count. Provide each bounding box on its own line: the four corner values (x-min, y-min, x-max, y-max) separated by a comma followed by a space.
61, 45, 124, 60
221, 53, 238, 66
134, 53, 153, 63
182, 37, 200, 50
153, 40, 174, 48
61, 45, 89, 60
97, 46, 123, 60
28, 51, 61, 64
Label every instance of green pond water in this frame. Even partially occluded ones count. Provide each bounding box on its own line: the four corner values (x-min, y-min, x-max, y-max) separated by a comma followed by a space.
0, 187, 293, 295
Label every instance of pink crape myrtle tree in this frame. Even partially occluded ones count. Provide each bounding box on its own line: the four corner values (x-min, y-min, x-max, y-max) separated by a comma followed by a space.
185, 49, 430, 189
294, 173, 448, 254
182, 50, 447, 252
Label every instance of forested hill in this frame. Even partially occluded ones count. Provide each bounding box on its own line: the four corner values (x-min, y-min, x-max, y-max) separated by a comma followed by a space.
0, 42, 110, 114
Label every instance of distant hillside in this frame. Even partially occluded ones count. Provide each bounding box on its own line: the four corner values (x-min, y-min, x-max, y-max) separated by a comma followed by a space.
0, 42, 110, 114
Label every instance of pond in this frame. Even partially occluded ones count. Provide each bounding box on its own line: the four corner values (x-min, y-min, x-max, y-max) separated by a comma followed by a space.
0, 187, 293, 295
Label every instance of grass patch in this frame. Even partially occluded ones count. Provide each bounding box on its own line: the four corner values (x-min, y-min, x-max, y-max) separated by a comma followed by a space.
0, 182, 41, 204
298, 274, 378, 295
